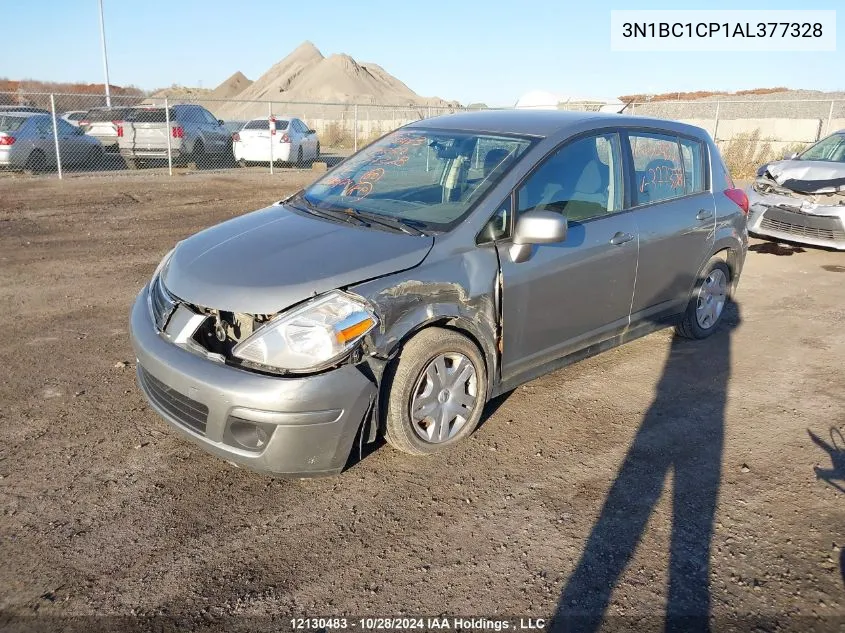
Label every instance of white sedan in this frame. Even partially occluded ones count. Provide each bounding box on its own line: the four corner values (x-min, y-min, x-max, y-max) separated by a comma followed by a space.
232, 116, 320, 166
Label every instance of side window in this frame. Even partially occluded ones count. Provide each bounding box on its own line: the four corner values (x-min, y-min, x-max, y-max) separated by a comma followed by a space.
202, 109, 220, 125
56, 119, 77, 136
679, 138, 705, 195
477, 196, 513, 244
517, 133, 622, 223
628, 132, 685, 205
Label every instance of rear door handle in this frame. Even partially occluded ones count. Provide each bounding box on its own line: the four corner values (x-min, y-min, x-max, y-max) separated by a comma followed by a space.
610, 232, 635, 245
696, 209, 714, 221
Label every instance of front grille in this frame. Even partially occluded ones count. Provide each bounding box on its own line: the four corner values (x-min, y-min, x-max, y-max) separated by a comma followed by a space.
760, 207, 845, 243
138, 366, 208, 434
149, 274, 177, 331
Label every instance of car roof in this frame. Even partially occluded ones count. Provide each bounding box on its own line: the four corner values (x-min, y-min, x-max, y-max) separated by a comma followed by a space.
406, 109, 707, 139
0, 111, 38, 119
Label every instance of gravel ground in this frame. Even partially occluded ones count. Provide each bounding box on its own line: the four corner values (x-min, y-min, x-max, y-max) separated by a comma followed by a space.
0, 172, 843, 632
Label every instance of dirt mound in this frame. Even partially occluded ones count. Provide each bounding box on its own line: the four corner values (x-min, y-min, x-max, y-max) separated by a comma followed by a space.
210, 71, 252, 100
214, 41, 458, 120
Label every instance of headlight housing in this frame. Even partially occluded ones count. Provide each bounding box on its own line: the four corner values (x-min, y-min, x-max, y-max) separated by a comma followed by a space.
232, 290, 378, 372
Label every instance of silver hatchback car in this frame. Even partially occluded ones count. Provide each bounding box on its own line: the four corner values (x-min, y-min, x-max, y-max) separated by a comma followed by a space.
130, 110, 748, 477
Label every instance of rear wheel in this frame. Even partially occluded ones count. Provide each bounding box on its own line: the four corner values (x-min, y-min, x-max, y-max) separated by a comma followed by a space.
676, 258, 731, 339
24, 150, 47, 174
384, 328, 487, 456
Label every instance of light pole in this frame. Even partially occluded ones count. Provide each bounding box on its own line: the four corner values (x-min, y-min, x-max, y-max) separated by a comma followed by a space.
98, 0, 111, 107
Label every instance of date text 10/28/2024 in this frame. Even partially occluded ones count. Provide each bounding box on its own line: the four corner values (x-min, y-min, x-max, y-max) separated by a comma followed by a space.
290, 617, 548, 631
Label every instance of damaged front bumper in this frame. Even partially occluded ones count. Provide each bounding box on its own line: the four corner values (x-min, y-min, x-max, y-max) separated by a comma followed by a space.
129, 287, 376, 477
747, 187, 845, 250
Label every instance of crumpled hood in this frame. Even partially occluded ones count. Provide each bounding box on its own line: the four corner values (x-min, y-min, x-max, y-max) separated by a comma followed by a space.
762, 160, 845, 193
162, 204, 434, 314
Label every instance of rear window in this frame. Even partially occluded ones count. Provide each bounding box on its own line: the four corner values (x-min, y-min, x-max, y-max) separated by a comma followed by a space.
0, 116, 26, 132
128, 109, 175, 123
86, 108, 132, 122
244, 119, 289, 131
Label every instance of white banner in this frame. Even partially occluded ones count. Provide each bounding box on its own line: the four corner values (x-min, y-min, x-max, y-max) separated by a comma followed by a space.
611, 10, 836, 52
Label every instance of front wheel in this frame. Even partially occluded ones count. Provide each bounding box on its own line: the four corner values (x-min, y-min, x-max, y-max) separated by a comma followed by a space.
676, 258, 731, 339
384, 328, 487, 456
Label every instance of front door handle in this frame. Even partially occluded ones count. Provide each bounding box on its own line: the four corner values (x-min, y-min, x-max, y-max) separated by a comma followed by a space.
610, 231, 635, 245
696, 209, 714, 221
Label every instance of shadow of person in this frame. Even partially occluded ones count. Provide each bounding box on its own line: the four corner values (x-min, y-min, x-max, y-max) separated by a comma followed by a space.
553, 303, 741, 633
808, 428, 845, 494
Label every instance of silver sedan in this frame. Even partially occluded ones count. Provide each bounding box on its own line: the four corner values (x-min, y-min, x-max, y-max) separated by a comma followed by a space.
0, 112, 105, 171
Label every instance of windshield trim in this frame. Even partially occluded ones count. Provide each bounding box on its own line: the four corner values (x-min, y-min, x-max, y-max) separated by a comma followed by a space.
302, 128, 540, 234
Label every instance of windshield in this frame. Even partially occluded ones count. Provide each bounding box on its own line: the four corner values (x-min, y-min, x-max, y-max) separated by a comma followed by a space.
798, 133, 845, 162
302, 129, 534, 231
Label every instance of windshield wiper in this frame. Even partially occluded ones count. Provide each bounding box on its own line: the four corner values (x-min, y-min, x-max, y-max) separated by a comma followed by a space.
287, 195, 371, 228
344, 208, 428, 236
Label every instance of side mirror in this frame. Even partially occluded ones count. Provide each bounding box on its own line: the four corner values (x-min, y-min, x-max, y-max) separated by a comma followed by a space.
307, 128, 316, 135
218, 119, 225, 126
509, 210, 568, 263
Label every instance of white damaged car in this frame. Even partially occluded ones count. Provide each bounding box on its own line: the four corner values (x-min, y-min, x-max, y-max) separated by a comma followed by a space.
747, 131, 845, 250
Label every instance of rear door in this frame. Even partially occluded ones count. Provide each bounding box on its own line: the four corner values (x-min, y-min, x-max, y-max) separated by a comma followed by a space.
625, 131, 715, 320
495, 131, 639, 383
55, 118, 86, 164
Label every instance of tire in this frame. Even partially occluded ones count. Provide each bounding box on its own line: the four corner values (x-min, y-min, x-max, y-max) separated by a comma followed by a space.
384, 327, 487, 456
676, 258, 732, 340
24, 150, 47, 174
190, 141, 205, 169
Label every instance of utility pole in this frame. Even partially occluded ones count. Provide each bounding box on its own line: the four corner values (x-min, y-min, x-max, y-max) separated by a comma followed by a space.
98, 0, 112, 107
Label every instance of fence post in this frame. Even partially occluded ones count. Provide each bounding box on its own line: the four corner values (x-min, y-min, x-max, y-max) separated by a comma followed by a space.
353, 104, 358, 153
268, 102, 274, 175
164, 98, 173, 176
713, 101, 721, 143
826, 99, 835, 137
49, 94, 62, 180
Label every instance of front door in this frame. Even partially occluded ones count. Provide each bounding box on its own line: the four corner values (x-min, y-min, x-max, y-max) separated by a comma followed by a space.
495, 131, 639, 383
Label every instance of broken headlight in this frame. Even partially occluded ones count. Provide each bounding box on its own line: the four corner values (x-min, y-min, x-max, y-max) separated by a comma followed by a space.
232, 290, 377, 372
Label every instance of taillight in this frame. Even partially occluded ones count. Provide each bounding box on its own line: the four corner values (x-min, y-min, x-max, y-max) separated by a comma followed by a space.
172, 126, 184, 139
78, 120, 89, 127
114, 121, 124, 137
0, 136, 15, 146
280, 133, 290, 143
724, 188, 749, 214
232, 132, 240, 142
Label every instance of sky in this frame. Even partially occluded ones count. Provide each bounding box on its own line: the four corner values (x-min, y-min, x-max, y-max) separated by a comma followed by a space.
1, 0, 842, 106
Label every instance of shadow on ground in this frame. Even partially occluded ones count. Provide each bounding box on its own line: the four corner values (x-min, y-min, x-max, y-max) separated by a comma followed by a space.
749, 241, 805, 256
552, 304, 741, 632
808, 428, 845, 494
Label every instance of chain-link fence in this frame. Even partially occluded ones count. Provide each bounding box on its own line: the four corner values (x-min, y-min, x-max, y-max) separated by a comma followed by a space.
0, 91, 466, 177
1, 90, 842, 180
